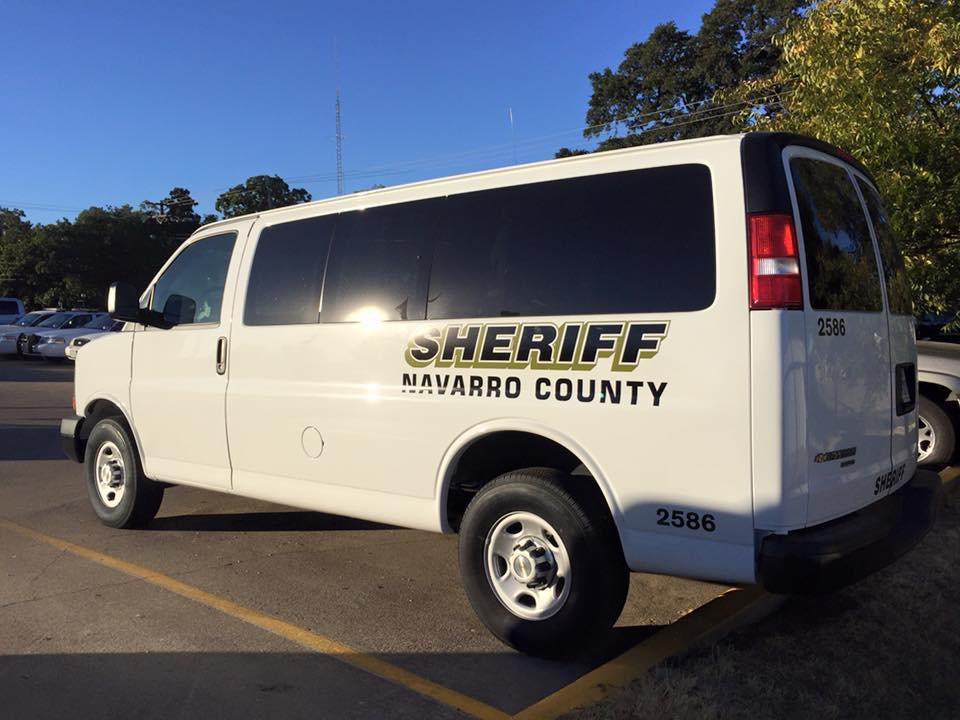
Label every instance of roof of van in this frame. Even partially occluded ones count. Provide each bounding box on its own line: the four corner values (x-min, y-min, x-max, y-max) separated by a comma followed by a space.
199, 131, 868, 231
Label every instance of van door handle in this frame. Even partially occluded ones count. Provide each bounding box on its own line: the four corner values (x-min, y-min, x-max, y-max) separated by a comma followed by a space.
216, 336, 228, 375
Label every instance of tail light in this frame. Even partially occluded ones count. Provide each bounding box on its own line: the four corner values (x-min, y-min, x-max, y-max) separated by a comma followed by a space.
748, 213, 802, 309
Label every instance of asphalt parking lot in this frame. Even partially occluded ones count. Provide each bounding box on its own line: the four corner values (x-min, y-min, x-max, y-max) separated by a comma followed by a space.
0, 359, 746, 719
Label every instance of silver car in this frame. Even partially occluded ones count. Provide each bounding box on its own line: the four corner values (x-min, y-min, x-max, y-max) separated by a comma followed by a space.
917, 340, 960, 467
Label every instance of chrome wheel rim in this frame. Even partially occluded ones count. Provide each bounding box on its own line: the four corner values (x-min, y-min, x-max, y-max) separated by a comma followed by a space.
95, 441, 126, 508
484, 511, 571, 621
917, 415, 936, 462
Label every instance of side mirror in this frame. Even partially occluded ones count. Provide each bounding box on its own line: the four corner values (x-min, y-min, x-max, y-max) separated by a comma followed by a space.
107, 282, 172, 329
107, 282, 141, 323
162, 293, 196, 326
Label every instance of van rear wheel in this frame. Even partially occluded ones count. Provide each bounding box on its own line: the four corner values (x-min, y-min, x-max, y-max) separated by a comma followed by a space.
917, 396, 956, 468
84, 417, 164, 528
458, 468, 628, 657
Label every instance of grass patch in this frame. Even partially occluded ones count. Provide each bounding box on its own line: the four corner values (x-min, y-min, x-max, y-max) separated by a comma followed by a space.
573, 484, 960, 720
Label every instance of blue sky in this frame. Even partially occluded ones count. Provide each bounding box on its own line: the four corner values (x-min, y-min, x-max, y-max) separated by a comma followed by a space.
1, 0, 713, 224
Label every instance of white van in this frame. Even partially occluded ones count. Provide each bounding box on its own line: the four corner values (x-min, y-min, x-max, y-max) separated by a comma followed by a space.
62, 133, 940, 656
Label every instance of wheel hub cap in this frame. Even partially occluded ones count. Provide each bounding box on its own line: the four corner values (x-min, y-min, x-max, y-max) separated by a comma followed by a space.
484, 511, 571, 621
94, 441, 126, 508
508, 537, 555, 587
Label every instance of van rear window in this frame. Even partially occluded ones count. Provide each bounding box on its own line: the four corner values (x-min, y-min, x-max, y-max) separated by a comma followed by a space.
857, 179, 912, 316
790, 158, 883, 312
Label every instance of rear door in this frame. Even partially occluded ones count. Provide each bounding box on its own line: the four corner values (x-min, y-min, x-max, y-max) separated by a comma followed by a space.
856, 178, 918, 476
785, 149, 894, 523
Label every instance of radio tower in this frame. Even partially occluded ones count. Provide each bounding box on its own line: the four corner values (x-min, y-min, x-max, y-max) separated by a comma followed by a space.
335, 89, 344, 195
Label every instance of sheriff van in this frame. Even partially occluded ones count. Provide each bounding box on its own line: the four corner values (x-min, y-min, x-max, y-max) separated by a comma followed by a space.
61, 133, 940, 656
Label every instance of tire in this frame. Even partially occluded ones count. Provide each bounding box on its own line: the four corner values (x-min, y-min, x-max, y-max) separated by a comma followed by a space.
458, 468, 628, 657
917, 395, 956, 468
84, 417, 164, 528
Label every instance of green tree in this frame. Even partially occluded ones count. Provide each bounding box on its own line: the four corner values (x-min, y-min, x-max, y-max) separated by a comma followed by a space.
722, 0, 960, 315
566, 0, 807, 155
215, 175, 311, 218
0, 208, 35, 299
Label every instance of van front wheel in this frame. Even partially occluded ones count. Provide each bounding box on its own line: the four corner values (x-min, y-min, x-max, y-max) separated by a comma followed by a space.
458, 469, 628, 657
84, 418, 164, 528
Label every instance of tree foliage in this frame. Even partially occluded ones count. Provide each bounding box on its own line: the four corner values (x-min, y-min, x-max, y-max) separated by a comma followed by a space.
214, 175, 311, 218
722, 0, 960, 315
566, 0, 808, 155
0, 188, 206, 309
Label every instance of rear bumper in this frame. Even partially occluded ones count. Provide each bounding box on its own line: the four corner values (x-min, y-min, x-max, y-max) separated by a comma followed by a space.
758, 469, 941, 594
60, 415, 86, 463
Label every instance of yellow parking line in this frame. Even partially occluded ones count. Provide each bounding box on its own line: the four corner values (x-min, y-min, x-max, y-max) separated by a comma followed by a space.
512, 586, 775, 720
0, 518, 511, 720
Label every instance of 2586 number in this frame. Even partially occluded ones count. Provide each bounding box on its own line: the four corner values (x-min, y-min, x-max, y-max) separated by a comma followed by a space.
817, 317, 846, 336
656, 508, 717, 532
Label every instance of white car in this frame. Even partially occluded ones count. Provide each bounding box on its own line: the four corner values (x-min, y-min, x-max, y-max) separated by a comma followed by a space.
0, 310, 62, 354
5, 311, 102, 357
64, 321, 126, 360
34, 316, 120, 360
63, 132, 939, 656
0, 297, 25, 324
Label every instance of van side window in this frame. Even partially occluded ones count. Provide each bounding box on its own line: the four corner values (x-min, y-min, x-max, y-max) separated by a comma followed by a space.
151, 232, 236, 325
426, 165, 715, 319
790, 159, 882, 313
245, 217, 334, 326
857, 180, 912, 316
320, 199, 440, 323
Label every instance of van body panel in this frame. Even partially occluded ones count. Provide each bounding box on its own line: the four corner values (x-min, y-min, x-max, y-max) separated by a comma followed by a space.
223, 137, 756, 581
749, 309, 809, 530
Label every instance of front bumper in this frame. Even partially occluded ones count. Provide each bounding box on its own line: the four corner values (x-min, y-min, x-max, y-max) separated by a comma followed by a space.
60, 415, 86, 463
37, 342, 67, 358
758, 469, 941, 594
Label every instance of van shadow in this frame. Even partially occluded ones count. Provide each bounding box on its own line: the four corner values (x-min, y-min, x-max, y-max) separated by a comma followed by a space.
0, 424, 66, 461
148, 511, 391, 533
0, 358, 74, 383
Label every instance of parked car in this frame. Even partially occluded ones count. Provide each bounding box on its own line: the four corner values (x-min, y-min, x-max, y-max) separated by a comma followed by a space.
0, 297, 25, 324
62, 132, 939, 656
35, 316, 120, 360
917, 340, 960, 467
2, 311, 100, 357
64, 321, 126, 360
0, 310, 62, 354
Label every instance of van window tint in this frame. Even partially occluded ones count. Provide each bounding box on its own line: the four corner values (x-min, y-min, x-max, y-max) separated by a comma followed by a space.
790, 159, 882, 312
0, 300, 19, 314
320, 199, 440, 323
245, 216, 334, 325
857, 179, 912, 316
151, 232, 236, 325
427, 165, 715, 320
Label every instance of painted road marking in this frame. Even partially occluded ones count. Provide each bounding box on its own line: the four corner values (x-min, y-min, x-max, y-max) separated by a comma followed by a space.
513, 586, 776, 720
0, 518, 511, 720
1, 517, 775, 719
